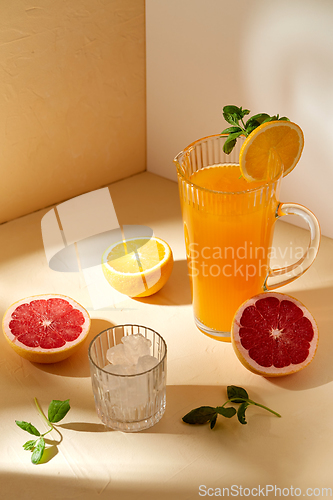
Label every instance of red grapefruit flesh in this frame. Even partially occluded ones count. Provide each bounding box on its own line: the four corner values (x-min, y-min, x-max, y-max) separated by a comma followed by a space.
2, 294, 91, 364
231, 292, 318, 377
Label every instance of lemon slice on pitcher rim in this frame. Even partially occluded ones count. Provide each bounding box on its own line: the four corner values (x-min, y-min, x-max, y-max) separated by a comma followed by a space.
101, 236, 174, 298
239, 120, 304, 182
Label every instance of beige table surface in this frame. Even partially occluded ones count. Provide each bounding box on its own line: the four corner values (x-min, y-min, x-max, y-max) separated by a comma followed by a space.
1, 172, 333, 500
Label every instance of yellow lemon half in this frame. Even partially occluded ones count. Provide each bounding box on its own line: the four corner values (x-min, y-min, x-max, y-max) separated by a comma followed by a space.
239, 120, 304, 182
101, 237, 174, 298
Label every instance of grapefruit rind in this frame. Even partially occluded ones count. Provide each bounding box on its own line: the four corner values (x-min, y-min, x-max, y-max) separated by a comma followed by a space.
101, 236, 174, 298
231, 292, 319, 377
2, 294, 91, 364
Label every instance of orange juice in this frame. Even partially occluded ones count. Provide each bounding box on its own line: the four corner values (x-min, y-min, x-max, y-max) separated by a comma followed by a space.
175, 133, 320, 342
180, 163, 280, 340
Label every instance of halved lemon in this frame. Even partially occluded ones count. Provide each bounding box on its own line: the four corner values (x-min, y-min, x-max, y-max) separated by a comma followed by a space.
239, 120, 304, 182
101, 236, 174, 297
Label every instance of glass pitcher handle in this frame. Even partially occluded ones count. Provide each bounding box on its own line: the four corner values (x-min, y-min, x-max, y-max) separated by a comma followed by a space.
264, 202, 321, 290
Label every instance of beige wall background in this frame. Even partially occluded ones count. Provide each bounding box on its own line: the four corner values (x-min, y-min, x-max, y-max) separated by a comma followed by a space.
3, 0, 333, 238
0, 0, 146, 224
146, 0, 333, 239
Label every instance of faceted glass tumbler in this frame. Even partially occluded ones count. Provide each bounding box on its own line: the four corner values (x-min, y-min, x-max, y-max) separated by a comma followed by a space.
88, 324, 167, 432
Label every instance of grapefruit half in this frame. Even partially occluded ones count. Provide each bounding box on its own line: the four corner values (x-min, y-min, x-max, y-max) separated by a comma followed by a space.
231, 292, 318, 377
3, 294, 91, 364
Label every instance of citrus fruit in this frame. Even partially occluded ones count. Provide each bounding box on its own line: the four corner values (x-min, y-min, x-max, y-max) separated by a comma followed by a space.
239, 121, 304, 181
231, 292, 318, 377
2, 294, 91, 364
101, 236, 173, 297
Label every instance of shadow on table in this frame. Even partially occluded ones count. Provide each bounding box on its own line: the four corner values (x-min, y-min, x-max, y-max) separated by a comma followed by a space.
267, 285, 333, 391
59, 421, 107, 432
56, 385, 276, 436
32, 318, 115, 378
134, 259, 192, 306
57, 385, 236, 436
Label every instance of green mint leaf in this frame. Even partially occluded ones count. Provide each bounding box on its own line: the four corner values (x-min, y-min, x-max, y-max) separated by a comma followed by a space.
48, 399, 70, 423
245, 113, 270, 127
237, 402, 250, 425
15, 421, 40, 436
245, 124, 259, 136
223, 113, 240, 128
223, 105, 243, 117
223, 138, 236, 154
31, 437, 45, 464
210, 414, 218, 429
17, 397, 73, 465
240, 108, 250, 117
181, 384, 281, 430
222, 107, 290, 150
23, 439, 37, 451
182, 406, 217, 425
221, 126, 242, 135
262, 115, 277, 124
223, 131, 243, 154
216, 406, 237, 418
223, 106, 249, 121
245, 114, 290, 135
245, 119, 260, 132
221, 105, 252, 153
227, 385, 249, 403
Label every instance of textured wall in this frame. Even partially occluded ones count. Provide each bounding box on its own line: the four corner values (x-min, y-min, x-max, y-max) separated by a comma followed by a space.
0, 0, 146, 224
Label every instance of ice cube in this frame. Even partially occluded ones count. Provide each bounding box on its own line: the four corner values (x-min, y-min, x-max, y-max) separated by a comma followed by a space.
102, 364, 150, 408
103, 364, 137, 375
121, 334, 151, 362
136, 355, 159, 373
122, 373, 150, 408
106, 343, 137, 366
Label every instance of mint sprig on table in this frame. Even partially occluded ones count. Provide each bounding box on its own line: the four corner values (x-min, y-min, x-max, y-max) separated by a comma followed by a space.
221, 105, 289, 154
182, 385, 281, 429
15, 398, 70, 464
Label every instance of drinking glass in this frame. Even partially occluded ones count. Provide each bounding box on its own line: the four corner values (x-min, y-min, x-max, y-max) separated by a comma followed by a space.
174, 134, 320, 341
88, 325, 167, 432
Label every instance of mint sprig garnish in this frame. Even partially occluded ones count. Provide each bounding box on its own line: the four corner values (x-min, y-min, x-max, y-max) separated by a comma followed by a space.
15, 398, 70, 464
182, 385, 281, 429
221, 105, 289, 154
